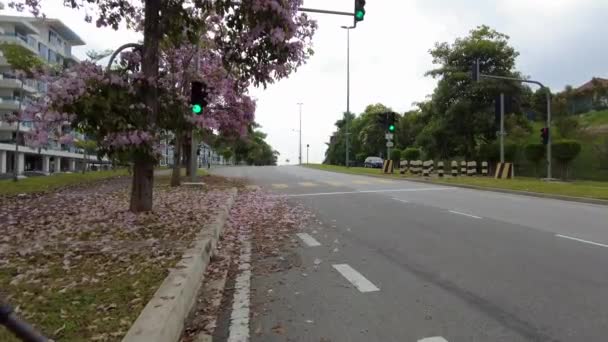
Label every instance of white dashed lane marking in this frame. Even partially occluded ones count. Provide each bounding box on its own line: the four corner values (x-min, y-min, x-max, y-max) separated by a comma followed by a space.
271, 184, 289, 189
332, 264, 380, 293
392, 198, 410, 203
448, 210, 482, 219
556, 234, 608, 248
418, 337, 448, 342
284, 187, 451, 197
299, 182, 318, 187
296, 233, 321, 247
227, 240, 252, 342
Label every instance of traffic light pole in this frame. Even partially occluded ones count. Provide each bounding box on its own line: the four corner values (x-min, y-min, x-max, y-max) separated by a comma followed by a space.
190, 47, 200, 182
298, 7, 356, 17
342, 25, 355, 167
477, 71, 552, 179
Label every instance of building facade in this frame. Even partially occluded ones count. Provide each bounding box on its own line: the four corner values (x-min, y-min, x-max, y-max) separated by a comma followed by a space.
0, 15, 105, 178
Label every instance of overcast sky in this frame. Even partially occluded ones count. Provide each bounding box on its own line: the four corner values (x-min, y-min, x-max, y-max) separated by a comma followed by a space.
4, 0, 608, 164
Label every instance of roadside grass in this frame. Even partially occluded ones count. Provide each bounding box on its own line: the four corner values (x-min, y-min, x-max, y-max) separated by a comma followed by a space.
305, 164, 608, 200
0, 169, 128, 196
580, 109, 608, 127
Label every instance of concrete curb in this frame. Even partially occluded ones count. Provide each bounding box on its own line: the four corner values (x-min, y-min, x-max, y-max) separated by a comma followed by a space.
303, 167, 608, 206
122, 187, 238, 342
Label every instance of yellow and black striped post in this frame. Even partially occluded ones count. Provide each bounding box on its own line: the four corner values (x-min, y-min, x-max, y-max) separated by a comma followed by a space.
481, 161, 488, 176
494, 162, 513, 179
438, 161, 445, 177
399, 160, 408, 174
383, 160, 394, 174
467, 161, 477, 176
415, 160, 423, 175
422, 160, 430, 177
451, 161, 459, 177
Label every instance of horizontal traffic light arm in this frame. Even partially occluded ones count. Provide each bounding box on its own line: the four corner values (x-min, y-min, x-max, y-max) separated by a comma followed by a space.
298, 7, 357, 17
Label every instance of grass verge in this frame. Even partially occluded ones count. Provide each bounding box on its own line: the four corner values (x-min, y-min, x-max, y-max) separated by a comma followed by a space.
305, 164, 608, 201
0, 175, 239, 341
0, 169, 129, 196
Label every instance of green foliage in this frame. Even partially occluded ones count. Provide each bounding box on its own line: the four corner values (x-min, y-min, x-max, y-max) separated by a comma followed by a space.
390, 148, 401, 164
553, 140, 582, 163
0, 43, 44, 76
478, 142, 499, 162
552, 140, 582, 179
478, 142, 517, 162
74, 140, 98, 154
230, 127, 277, 166
402, 147, 421, 161
421, 25, 524, 159
324, 106, 394, 165
524, 143, 545, 163
505, 112, 533, 144
555, 116, 580, 138
524, 143, 545, 176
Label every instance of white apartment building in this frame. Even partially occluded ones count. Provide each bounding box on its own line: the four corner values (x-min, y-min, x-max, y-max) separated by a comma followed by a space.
0, 15, 108, 178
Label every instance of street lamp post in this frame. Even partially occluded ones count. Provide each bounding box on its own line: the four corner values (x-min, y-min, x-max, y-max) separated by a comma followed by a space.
341, 25, 355, 167
297, 103, 303, 165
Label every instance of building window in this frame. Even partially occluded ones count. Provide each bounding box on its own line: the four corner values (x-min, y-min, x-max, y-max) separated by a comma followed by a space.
38, 42, 48, 59
48, 30, 63, 47
48, 49, 57, 63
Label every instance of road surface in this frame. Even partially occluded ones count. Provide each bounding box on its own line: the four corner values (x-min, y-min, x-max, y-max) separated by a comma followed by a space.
212, 165, 608, 342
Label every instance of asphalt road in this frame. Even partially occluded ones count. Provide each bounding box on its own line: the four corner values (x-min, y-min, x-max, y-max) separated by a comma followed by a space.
212, 165, 608, 342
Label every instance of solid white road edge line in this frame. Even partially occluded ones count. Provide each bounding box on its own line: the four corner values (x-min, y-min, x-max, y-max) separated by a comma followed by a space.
332, 264, 380, 293
283, 187, 451, 197
448, 210, 482, 219
418, 337, 449, 342
296, 233, 322, 247
556, 234, 608, 248
227, 240, 252, 342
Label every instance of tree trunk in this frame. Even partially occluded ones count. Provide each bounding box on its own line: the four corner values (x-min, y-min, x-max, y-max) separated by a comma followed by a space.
130, 157, 155, 212
184, 141, 192, 177
171, 131, 182, 187
129, 0, 161, 212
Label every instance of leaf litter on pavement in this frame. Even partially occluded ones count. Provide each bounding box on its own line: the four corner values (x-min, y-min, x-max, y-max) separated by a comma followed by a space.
0, 175, 238, 341
181, 185, 314, 340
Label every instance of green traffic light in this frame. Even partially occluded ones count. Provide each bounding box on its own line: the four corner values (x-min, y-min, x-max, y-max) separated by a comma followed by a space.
389, 124, 395, 132
192, 104, 202, 115
355, 10, 365, 20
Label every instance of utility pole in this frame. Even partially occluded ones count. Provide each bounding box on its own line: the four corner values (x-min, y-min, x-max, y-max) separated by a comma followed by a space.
341, 25, 355, 167
500, 93, 505, 163
297, 103, 303, 165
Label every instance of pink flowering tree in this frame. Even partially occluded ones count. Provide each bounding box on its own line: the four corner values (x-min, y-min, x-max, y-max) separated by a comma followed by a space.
11, 0, 317, 212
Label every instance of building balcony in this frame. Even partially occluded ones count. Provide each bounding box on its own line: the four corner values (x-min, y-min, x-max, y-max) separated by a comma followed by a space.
0, 33, 38, 55
0, 96, 20, 111
0, 75, 38, 94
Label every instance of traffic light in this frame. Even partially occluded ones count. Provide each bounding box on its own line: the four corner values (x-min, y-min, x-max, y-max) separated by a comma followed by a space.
354, 0, 366, 22
190, 81, 208, 115
387, 112, 396, 132
540, 127, 549, 145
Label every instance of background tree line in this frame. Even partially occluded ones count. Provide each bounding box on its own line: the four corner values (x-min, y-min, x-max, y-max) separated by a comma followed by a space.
324, 26, 608, 180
